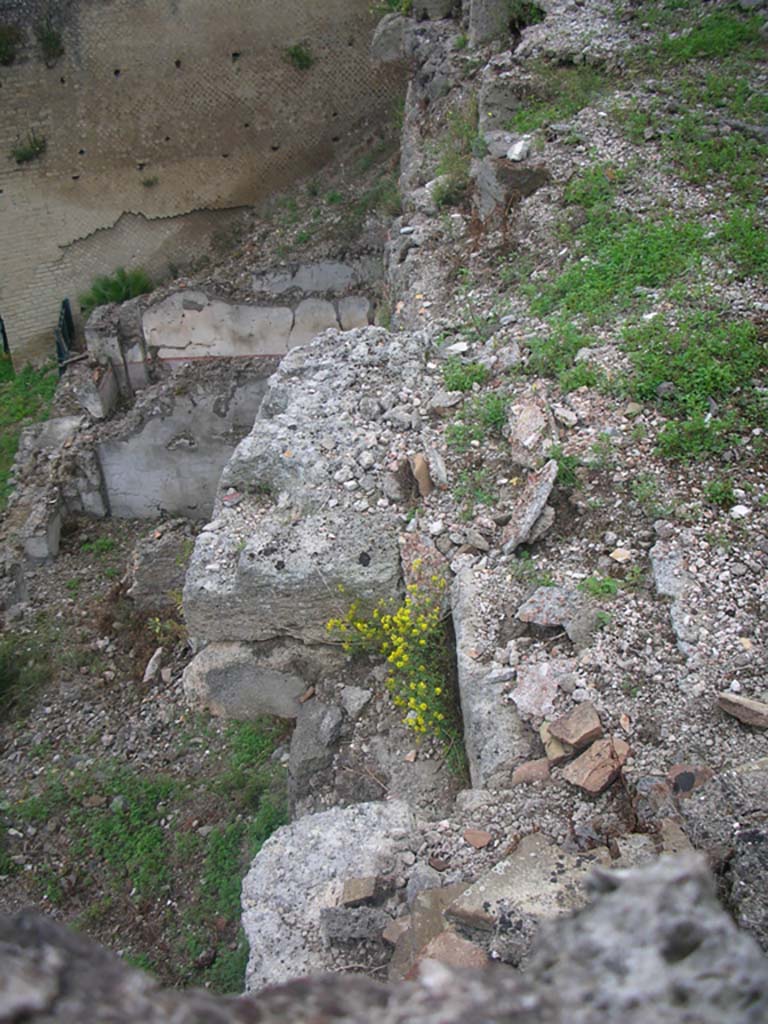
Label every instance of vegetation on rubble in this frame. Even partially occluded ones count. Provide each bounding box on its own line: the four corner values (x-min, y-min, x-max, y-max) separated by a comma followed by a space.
443, 357, 489, 392
327, 569, 464, 763
78, 267, 153, 320
0, 632, 53, 721
445, 392, 508, 450
503, 63, 608, 134
433, 95, 483, 208
624, 312, 768, 460
507, 1, 545, 32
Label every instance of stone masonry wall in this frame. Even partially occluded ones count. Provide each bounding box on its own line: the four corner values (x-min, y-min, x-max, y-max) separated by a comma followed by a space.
0, 0, 405, 363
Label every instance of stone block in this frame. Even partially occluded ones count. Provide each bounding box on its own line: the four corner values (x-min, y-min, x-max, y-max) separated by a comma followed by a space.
144, 292, 294, 359
471, 157, 550, 223
185, 509, 402, 646
182, 640, 316, 719
242, 800, 415, 990
371, 12, 409, 63
294, 261, 355, 294
469, 0, 511, 45
289, 298, 339, 348
338, 295, 371, 331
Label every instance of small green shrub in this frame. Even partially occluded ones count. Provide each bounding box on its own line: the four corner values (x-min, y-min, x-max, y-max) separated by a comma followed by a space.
433, 96, 481, 209
579, 575, 620, 597
78, 267, 153, 319
285, 42, 313, 71
558, 362, 602, 393
454, 468, 495, 518
0, 23, 22, 65
548, 444, 580, 489
34, 18, 63, 63
81, 537, 117, 556
0, 361, 58, 510
563, 162, 627, 211
446, 393, 508, 450
524, 322, 591, 379
141, 175, 159, 188
11, 131, 47, 164
443, 358, 489, 392
662, 111, 767, 199
703, 477, 736, 509
372, 0, 412, 13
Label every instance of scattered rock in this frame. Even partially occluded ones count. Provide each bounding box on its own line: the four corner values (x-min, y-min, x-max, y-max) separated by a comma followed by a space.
142, 646, 163, 684
517, 586, 599, 648
548, 702, 603, 751
340, 685, 373, 719
718, 692, 768, 729
511, 658, 576, 719
502, 460, 558, 553
288, 700, 344, 801
463, 829, 492, 849
446, 832, 608, 959
562, 737, 630, 795
511, 758, 551, 785
410, 454, 434, 496
406, 929, 489, 975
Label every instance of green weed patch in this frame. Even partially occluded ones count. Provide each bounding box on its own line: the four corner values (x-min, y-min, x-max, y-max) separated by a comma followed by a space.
529, 215, 707, 321
0, 361, 58, 510
624, 312, 768, 459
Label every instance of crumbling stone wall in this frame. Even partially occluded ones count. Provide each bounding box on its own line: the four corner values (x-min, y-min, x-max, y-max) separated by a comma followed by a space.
0, 0, 405, 364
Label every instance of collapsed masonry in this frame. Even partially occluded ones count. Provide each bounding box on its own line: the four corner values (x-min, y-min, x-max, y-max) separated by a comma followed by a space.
0, 257, 381, 598
3, 856, 768, 1023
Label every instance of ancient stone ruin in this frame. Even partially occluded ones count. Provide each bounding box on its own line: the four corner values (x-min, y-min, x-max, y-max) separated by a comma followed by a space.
1, 0, 767, 1019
